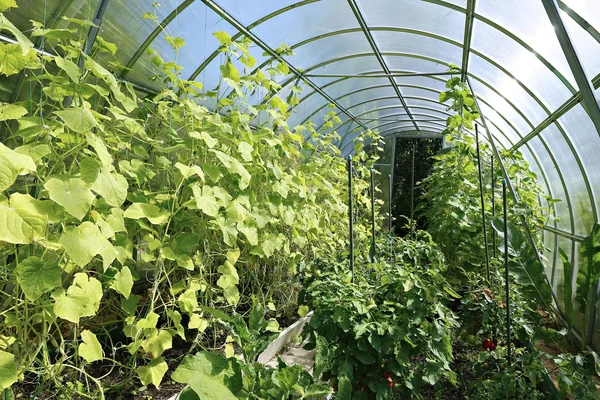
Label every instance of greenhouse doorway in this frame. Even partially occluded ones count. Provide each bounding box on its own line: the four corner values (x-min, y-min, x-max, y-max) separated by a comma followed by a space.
392, 137, 442, 236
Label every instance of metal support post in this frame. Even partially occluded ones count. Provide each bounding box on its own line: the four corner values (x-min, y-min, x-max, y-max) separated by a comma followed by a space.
388, 173, 393, 232
492, 155, 496, 258
370, 169, 376, 262
348, 156, 355, 282
503, 179, 512, 365
410, 143, 416, 221
476, 124, 491, 281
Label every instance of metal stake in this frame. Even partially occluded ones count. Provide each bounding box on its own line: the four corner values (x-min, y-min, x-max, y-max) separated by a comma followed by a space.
410, 143, 416, 221
348, 156, 355, 282
492, 155, 496, 258
476, 124, 491, 281
388, 173, 393, 233
503, 179, 512, 364
370, 169, 376, 262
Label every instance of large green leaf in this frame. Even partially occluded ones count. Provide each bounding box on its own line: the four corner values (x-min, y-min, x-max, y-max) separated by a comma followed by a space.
137, 357, 168, 388
52, 273, 103, 323
0, 194, 49, 244
54, 107, 98, 133
0, 350, 17, 390
79, 330, 103, 362
0, 42, 37, 76
59, 221, 116, 269
0, 103, 27, 121
0, 14, 33, 55
85, 133, 113, 170
141, 330, 172, 359
112, 266, 133, 298
0, 142, 36, 192
124, 203, 170, 225
192, 185, 220, 217
577, 223, 600, 346
0, 0, 18, 12
91, 169, 128, 207
45, 177, 95, 220
15, 256, 62, 301
172, 352, 242, 400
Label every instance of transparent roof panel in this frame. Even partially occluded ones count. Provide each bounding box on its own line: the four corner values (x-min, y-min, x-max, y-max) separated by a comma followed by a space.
358, 0, 465, 43
562, 14, 600, 81
478, 103, 521, 144
472, 19, 576, 109
303, 56, 383, 77
282, 31, 372, 69
214, 0, 299, 26
561, 0, 600, 35
336, 86, 399, 110
383, 55, 449, 75
558, 104, 600, 218
469, 56, 548, 126
538, 124, 594, 235
475, 0, 575, 89
372, 30, 462, 66
321, 77, 391, 100
252, 0, 358, 49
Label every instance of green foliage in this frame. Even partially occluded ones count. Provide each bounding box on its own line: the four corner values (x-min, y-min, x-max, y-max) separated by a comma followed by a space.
300, 234, 458, 399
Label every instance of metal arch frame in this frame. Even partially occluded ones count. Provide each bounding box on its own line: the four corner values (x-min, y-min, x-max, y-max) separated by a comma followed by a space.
461, 0, 476, 82
198, 0, 370, 132
543, 0, 600, 139
272, 46, 599, 227
346, 0, 419, 130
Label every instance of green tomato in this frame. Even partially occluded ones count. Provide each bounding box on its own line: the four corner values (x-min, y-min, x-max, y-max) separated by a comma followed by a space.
466, 334, 477, 344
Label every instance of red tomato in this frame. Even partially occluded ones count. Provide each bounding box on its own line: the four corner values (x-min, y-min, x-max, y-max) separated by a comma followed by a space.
482, 338, 495, 351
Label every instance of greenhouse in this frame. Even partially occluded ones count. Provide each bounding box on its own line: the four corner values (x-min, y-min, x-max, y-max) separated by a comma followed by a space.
0, 0, 599, 398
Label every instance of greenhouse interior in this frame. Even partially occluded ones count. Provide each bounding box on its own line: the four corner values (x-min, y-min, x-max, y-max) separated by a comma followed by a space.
1, 0, 600, 398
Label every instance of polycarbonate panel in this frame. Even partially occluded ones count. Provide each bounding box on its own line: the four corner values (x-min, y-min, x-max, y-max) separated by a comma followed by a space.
561, 0, 600, 37
349, 97, 403, 117
337, 86, 399, 110
398, 87, 439, 102
486, 124, 511, 149
305, 56, 383, 78
557, 105, 600, 219
527, 137, 572, 234
359, 0, 465, 43
394, 75, 448, 94
542, 230, 558, 281
469, 79, 532, 136
472, 19, 575, 109
372, 30, 462, 65
322, 77, 391, 101
384, 55, 450, 76
477, 103, 521, 144
476, 0, 576, 91
287, 93, 331, 128
253, 0, 358, 51
469, 55, 548, 126
519, 146, 554, 212
215, 0, 298, 26
404, 98, 446, 112
562, 14, 600, 85
538, 125, 594, 235
283, 31, 372, 70
553, 237, 574, 308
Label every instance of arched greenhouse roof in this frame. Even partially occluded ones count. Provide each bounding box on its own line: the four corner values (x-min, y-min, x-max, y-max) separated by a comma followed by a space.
2, 0, 600, 345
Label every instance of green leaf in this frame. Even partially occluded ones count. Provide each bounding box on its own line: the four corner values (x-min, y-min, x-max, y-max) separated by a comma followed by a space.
124, 203, 170, 225
217, 261, 239, 288
14, 144, 50, 162
79, 330, 103, 363
45, 177, 95, 220
188, 315, 209, 332
142, 330, 172, 359
55, 56, 80, 83
559, 248, 574, 334
298, 305, 309, 318
192, 185, 220, 217
175, 162, 204, 181
86, 133, 113, 170
0, 142, 36, 192
0, 14, 33, 55
52, 273, 103, 323
137, 357, 168, 388
237, 222, 258, 245
0, 0, 17, 12
94, 36, 117, 55
237, 141, 253, 162
213, 31, 232, 46
172, 352, 242, 400
91, 170, 128, 207
0, 350, 17, 391
80, 157, 101, 184
0, 194, 50, 244
189, 131, 218, 148
0, 42, 38, 76
15, 256, 62, 301
220, 60, 240, 82
54, 107, 98, 133
59, 221, 116, 269
0, 103, 27, 121
112, 266, 133, 298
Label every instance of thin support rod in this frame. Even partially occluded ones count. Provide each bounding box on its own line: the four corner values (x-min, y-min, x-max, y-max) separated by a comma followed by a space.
476, 124, 491, 280
371, 169, 376, 262
348, 156, 355, 282
410, 143, 416, 220
461, 0, 476, 82
491, 155, 497, 258
388, 174, 393, 232
304, 71, 455, 79
542, 0, 600, 138
503, 179, 512, 365
466, 76, 560, 310
79, 0, 110, 68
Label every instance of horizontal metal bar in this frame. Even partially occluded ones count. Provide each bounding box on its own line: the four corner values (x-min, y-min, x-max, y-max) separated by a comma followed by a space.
304, 71, 456, 79
543, 225, 585, 242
